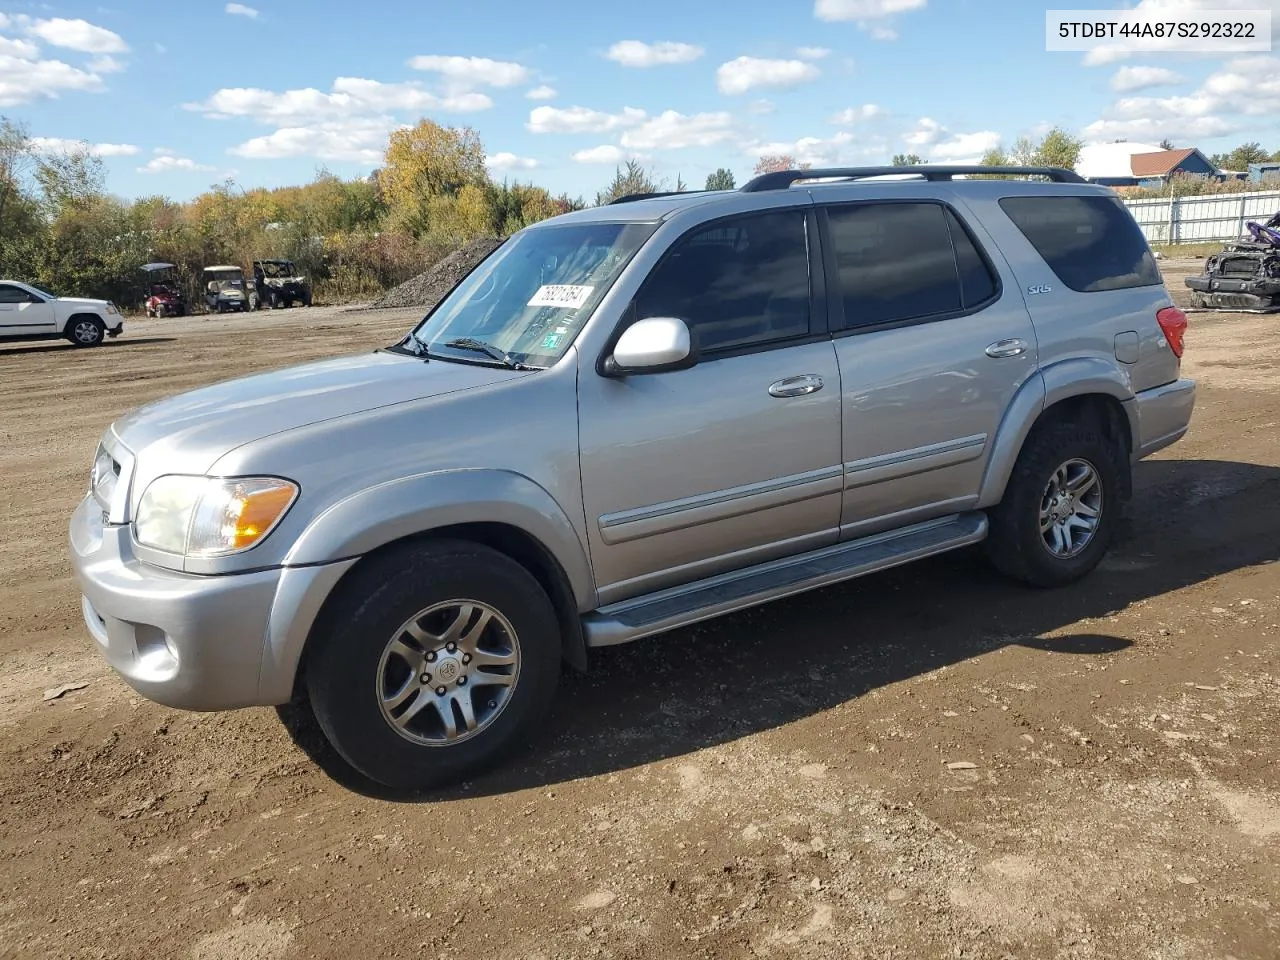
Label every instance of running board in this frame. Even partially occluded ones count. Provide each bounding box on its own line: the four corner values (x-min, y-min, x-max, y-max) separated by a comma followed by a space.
583, 511, 988, 648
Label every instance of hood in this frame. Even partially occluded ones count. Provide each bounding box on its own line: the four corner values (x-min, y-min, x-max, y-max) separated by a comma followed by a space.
113, 350, 528, 477
57, 296, 109, 307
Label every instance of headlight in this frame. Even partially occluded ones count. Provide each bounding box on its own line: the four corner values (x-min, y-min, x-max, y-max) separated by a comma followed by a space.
90, 445, 118, 505
134, 476, 299, 557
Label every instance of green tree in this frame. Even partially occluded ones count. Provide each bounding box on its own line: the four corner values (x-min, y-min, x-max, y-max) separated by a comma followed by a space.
1036, 127, 1084, 170
705, 167, 736, 190
1220, 142, 1269, 171
891, 153, 923, 166
1159, 138, 1175, 150
594, 160, 661, 205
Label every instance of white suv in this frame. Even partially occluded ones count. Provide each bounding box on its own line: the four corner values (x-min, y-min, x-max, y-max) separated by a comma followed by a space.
0, 280, 124, 347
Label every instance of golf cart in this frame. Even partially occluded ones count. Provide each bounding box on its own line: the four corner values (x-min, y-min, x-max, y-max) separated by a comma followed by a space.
252, 258, 312, 309
141, 262, 187, 318
202, 265, 254, 313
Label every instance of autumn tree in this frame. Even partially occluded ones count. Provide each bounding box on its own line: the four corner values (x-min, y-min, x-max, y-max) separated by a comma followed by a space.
379, 119, 488, 237
753, 154, 811, 175
705, 168, 735, 190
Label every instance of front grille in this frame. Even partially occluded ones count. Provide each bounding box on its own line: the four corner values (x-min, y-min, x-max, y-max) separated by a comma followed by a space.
1219, 256, 1262, 279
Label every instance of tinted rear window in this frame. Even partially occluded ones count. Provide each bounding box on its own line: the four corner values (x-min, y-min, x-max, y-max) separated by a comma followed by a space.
999, 195, 1160, 293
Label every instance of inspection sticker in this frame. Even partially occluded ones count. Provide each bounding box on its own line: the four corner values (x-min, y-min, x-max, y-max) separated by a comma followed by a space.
528, 284, 594, 309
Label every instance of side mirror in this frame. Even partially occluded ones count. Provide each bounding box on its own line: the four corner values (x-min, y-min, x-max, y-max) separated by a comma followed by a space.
606, 316, 697, 375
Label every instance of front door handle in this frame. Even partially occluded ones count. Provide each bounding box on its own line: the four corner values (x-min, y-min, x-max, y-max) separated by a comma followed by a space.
769, 374, 824, 398
985, 338, 1028, 359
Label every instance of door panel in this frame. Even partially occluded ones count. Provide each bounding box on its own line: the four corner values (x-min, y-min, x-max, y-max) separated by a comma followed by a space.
823, 201, 1038, 537
0, 285, 54, 334
578, 341, 843, 602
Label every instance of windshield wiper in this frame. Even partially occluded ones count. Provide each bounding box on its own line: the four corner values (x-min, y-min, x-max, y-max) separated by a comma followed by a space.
384, 335, 428, 359
441, 337, 528, 370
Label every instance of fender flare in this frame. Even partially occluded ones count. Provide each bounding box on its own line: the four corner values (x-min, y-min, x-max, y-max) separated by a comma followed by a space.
977, 358, 1137, 507
283, 468, 597, 611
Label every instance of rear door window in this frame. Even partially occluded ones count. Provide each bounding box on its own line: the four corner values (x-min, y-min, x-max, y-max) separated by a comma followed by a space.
999, 195, 1160, 293
825, 201, 997, 329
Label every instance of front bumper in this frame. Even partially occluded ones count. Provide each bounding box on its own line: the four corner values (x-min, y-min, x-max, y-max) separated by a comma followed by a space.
69, 494, 352, 711
1185, 274, 1280, 296
1133, 377, 1196, 460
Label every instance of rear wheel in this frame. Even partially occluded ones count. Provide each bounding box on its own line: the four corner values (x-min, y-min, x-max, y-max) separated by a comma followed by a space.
67, 316, 105, 347
304, 541, 562, 791
985, 422, 1120, 587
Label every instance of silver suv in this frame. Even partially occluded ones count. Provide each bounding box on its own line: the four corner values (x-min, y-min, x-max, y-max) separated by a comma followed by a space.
70, 166, 1196, 790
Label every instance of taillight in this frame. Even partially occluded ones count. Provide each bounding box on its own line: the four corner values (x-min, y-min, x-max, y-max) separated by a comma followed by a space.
1156, 306, 1187, 359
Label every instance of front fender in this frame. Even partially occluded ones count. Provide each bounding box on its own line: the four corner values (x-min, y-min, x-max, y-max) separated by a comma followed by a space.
977, 358, 1138, 507
283, 468, 597, 611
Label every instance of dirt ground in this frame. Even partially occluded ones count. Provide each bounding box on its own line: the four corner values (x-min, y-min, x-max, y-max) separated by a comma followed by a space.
1, 261, 1278, 960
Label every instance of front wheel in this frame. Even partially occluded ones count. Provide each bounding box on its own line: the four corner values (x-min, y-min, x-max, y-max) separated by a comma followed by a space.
68, 316, 105, 347
984, 423, 1120, 587
303, 541, 562, 791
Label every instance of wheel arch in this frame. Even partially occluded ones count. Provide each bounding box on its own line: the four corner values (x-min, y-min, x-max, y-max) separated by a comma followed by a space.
63, 312, 105, 337
979, 360, 1137, 507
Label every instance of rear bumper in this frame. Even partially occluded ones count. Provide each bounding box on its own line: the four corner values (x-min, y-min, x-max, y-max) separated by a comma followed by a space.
1132, 378, 1196, 461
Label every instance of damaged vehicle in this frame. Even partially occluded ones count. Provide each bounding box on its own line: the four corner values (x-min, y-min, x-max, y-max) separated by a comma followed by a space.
141, 263, 187, 318
1185, 210, 1280, 311
253, 259, 312, 309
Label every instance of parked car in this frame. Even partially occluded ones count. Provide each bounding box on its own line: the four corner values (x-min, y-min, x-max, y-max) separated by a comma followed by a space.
202, 265, 253, 313
141, 263, 187, 318
253, 259, 312, 309
0, 279, 123, 347
70, 166, 1195, 791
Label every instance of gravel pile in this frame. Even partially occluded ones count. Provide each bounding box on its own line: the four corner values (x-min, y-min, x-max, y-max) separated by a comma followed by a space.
371, 237, 504, 310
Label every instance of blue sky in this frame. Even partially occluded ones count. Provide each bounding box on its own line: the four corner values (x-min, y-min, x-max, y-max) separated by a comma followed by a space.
5, 0, 1278, 200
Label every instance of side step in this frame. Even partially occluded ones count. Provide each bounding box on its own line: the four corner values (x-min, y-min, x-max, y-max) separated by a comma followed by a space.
583, 511, 988, 648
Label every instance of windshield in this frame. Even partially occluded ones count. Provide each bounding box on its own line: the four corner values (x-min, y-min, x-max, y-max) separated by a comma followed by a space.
259, 262, 294, 278
410, 221, 655, 368
29, 283, 56, 299
208, 273, 243, 289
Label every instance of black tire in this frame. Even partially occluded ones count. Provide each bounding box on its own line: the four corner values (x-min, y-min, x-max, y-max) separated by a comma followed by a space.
67, 315, 105, 347
269, 292, 281, 310
304, 541, 562, 791
984, 422, 1120, 588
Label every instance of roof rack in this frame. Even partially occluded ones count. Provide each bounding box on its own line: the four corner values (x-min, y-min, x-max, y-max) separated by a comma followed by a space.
740, 165, 1086, 192
608, 189, 717, 204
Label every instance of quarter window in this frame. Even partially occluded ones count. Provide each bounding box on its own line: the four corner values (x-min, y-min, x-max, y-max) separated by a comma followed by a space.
827, 202, 996, 329
636, 210, 812, 353
999, 195, 1160, 293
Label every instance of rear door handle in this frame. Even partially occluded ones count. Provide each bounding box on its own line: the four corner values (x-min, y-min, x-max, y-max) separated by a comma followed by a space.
985, 338, 1028, 359
769, 374, 824, 398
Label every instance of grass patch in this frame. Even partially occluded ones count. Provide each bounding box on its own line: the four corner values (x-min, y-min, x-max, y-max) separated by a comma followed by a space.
1152, 242, 1224, 259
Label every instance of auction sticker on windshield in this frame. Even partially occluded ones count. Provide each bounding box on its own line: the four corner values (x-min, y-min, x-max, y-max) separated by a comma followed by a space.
528, 285, 594, 309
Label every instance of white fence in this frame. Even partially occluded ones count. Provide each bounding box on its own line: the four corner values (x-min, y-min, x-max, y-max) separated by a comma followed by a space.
1122, 189, 1280, 245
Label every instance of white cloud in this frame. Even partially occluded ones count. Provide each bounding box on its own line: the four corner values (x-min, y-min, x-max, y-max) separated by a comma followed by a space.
903, 116, 944, 146
716, 56, 819, 95
485, 151, 539, 171
830, 103, 886, 124
0, 54, 103, 106
572, 144, 647, 165
797, 46, 832, 59
88, 55, 126, 74
744, 131, 855, 167
604, 40, 704, 67
525, 84, 557, 100
1110, 65, 1184, 92
1086, 54, 1279, 142
527, 104, 646, 134
747, 98, 775, 114
225, 3, 259, 18
407, 55, 530, 88
30, 137, 138, 156
930, 130, 1001, 159
620, 110, 737, 150
138, 154, 214, 174
813, 0, 927, 37
0, 36, 39, 59
25, 17, 128, 54
187, 77, 493, 125
229, 119, 395, 164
